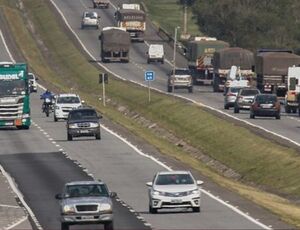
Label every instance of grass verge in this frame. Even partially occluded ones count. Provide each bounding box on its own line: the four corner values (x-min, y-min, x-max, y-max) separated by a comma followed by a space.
1, 0, 300, 226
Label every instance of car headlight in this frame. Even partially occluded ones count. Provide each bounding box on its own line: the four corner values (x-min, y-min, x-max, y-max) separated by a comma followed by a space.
63, 205, 75, 214
68, 124, 77, 129
99, 203, 112, 212
151, 190, 165, 196
90, 122, 99, 128
187, 189, 200, 195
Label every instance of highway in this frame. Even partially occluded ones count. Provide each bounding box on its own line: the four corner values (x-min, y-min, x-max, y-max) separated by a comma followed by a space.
0, 0, 296, 229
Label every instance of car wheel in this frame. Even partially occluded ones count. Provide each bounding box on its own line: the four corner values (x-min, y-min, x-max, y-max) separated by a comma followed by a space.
167, 86, 172, 92
276, 113, 281, 120
95, 132, 101, 140
67, 133, 73, 141
147, 59, 150, 64
81, 24, 85, 29
149, 205, 157, 214
192, 207, 200, 212
54, 116, 58, 122
161, 59, 164, 64
188, 86, 193, 93
292, 108, 297, 113
285, 106, 291, 113
234, 106, 239, 113
250, 113, 255, 119
224, 104, 229, 110
61, 223, 69, 230
104, 221, 114, 230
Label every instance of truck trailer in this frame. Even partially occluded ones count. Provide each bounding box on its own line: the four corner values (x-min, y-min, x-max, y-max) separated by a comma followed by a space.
99, 27, 131, 63
212, 47, 254, 92
115, 4, 146, 42
0, 62, 31, 129
255, 49, 300, 98
186, 37, 229, 85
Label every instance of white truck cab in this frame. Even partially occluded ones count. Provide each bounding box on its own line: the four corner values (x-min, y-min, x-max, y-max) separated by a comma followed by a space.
147, 44, 164, 64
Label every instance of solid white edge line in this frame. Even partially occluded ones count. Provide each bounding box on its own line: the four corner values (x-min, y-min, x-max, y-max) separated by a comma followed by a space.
47, 1, 277, 229
6, 215, 28, 230
0, 30, 15, 63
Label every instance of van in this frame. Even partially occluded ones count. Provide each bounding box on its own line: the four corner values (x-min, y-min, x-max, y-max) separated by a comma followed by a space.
147, 44, 164, 64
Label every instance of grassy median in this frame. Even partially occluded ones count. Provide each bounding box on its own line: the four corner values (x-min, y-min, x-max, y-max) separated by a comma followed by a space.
1, 0, 300, 226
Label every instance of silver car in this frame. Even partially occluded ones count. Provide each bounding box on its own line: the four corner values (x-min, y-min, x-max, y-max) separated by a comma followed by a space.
146, 171, 203, 213
224, 87, 243, 109
234, 87, 260, 113
55, 181, 116, 230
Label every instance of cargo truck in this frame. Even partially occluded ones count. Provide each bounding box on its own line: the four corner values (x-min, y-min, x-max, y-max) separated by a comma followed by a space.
186, 37, 229, 85
115, 4, 146, 42
255, 49, 300, 98
212, 47, 254, 92
99, 27, 131, 63
0, 62, 31, 129
284, 66, 300, 114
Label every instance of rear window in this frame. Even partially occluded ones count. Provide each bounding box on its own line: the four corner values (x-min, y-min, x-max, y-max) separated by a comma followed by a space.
69, 109, 97, 120
28, 74, 34, 79
174, 69, 190, 75
230, 87, 241, 93
241, 89, 259, 96
256, 95, 277, 104
57, 96, 80, 104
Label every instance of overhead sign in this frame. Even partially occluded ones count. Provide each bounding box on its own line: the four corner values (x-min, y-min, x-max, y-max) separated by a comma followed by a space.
145, 71, 155, 81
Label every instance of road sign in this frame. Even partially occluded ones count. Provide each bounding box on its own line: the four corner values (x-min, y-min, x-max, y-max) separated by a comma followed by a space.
145, 71, 155, 81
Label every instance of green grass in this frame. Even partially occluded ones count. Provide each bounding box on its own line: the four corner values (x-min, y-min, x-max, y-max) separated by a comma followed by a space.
136, 0, 201, 37
1, 0, 300, 226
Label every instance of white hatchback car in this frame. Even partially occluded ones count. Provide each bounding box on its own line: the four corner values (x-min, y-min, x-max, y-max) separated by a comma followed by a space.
81, 11, 100, 29
54, 94, 82, 122
146, 171, 203, 213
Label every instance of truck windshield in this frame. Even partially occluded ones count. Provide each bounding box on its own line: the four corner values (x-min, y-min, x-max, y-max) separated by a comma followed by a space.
0, 80, 26, 96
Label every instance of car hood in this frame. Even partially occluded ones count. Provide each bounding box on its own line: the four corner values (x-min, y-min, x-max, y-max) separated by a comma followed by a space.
57, 103, 81, 108
68, 119, 99, 124
62, 196, 111, 205
153, 184, 197, 192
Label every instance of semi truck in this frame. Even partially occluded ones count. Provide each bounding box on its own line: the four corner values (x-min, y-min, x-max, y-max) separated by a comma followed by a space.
0, 62, 31, 129
115, 4, 146, 42
99, 27, 131, 63
255, 49, 300, 98
212, 47, 254, 92
186, 37, 229, 85
92, 0, 109, 9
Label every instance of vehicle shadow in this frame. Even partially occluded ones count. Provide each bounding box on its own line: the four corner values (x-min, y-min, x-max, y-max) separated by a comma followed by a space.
139, 208, 195, 215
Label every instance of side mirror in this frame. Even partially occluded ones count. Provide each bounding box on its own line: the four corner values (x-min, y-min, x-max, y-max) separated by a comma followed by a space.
98, 16, 101, 19
196, 180, 204, 186
55, 193, 62, 200
98, 115, 103, 119
110, 192, 117, 198
146, 182, 153, 187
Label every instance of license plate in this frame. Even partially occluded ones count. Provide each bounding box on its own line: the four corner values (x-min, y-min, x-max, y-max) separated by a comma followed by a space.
171, 199, 182, 204
5, 122, 14, 126
80, 130, 89, 133
81, 215, 94, 220
261, 104, 272, 109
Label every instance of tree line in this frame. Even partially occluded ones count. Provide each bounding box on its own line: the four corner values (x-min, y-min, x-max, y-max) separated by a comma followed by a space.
179, 0, 300, 53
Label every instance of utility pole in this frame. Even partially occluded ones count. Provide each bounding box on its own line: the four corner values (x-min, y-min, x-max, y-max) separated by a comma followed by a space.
172, 26, 180, 93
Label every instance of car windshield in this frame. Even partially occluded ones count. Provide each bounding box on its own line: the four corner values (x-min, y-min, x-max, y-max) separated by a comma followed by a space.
28, 74, 34, 80
174, 69, 190, 75
230, 87, 241, 93
256, 95, 277, 104
155, 174, 194, 185
240, 89, 259, 96
69, 109, 97, 120
57, 96, 80, 104
86, 12, 97, 19
0, 79, 26, 96
66, 184, 109, 198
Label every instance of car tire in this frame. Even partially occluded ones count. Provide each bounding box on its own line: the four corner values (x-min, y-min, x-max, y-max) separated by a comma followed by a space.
292, 108, 297, 113
67, 133, 73, 141
234, 106, 239, 113
54, 116, 58, 122
276, 113, 281, 120
147, 59, 150, 64
188, 86, 193, 93
224, 104, 229, 110
149, 205, 157, 214
167, 86, 172, 93
192, 207, 200, 213
81, 24, 85, 29
104, 221, 114, 230
161, 59, 164, 64
95, 133, 101, 140
285, 106, 291, 113
250, 113, 255, 119
61, 223, 69, 230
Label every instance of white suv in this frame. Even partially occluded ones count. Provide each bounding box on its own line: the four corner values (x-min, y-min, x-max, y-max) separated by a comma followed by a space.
54, 94, 82, 122
81, 11, 100, 29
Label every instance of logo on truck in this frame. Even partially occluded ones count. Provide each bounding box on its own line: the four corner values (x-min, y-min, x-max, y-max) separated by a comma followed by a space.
0, 70, 24, 80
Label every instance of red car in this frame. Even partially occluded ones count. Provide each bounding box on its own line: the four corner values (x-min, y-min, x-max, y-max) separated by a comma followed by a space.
250, 94, 281, 119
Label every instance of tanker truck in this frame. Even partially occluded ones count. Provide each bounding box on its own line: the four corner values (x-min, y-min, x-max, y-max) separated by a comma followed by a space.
186, 37, 229, 85
255, 49, 300, 99
212, 47, 254, 92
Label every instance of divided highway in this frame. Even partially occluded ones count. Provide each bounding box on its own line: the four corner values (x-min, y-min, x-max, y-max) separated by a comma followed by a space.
0, 0, 296, 229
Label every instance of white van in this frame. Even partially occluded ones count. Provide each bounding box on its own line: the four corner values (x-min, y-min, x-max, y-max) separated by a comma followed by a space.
147, 44, 164, 64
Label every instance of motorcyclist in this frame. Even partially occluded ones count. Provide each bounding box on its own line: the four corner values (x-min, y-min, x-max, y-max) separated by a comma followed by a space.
40, 89, 55, 113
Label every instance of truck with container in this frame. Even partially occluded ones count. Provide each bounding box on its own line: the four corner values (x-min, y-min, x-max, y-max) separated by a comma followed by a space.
255, 49, 300, 99
212, 47, 254, 92
284, 66, 300, 114
0, 62, 31, 129
115, 4, 146, 42
99, 27, 131, 63
93, 0, 109, 9
186, 37, 229, 85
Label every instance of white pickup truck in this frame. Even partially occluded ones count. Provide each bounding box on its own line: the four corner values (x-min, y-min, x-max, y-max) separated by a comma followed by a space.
93, 0, 109, 9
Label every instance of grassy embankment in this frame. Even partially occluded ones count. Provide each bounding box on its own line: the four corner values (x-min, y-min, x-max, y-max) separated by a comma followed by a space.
1, 0, 300, 226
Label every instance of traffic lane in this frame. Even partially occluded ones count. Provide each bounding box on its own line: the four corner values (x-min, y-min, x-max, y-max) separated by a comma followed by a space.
0, 152, 150, 230
30, 93, 268, 229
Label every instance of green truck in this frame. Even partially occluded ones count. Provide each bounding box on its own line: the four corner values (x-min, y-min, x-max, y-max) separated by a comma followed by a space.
186, 37, 229, 85
0, 62, 31, 129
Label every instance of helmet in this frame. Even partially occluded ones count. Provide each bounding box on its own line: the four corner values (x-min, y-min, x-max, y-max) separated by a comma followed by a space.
45, 89, 50, 93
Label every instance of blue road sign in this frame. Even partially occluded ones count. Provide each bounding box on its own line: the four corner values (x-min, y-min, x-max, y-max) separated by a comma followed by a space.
145, 71, 155, 81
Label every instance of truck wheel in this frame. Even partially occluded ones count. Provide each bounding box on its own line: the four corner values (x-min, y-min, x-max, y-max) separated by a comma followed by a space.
188, 86, 193, 93
276, 113, 281, 120
61, 223, 69, 230
224, 104, 229, 110
250, 113, 255, 119
67, 134, 73, 141
285, 106, 291, 113
54, 116, 58, 122
292, 108, 297, 113
167, 86, 172, 92
104, 221, 114, 230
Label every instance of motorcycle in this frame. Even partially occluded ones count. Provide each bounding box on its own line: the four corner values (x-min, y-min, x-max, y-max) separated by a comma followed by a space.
42, 98, 53, 117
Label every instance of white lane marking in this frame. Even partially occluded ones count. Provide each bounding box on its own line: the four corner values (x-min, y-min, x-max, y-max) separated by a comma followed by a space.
0, 30, 16, 63
46, 2, 274, 228
5, 215, 28, 230
0, 204, 21, 208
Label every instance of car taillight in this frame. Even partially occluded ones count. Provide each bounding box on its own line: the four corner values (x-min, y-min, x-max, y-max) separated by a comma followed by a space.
227, 93, 236, 97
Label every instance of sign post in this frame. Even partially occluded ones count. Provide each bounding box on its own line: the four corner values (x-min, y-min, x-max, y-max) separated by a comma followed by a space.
144, 71, 155, 103
99, 73, 108, 106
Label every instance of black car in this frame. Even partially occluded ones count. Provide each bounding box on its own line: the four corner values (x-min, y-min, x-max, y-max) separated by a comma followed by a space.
66, 107, 102, 141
